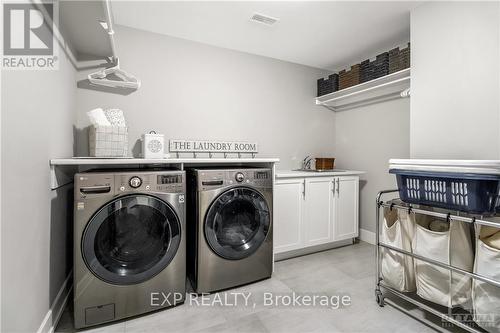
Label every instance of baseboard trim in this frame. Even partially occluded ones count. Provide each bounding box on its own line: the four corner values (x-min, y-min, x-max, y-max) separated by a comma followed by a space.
274, 239, 353, 261
37, 271, 72, 333
359, 228, 376, 245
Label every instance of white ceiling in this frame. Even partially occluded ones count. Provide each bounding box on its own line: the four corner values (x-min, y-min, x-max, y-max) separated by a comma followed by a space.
112, 1, 421, 71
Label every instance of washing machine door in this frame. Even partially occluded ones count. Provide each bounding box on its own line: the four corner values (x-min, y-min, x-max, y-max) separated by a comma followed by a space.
82, 194, 181, 285
204, 187, 270, 260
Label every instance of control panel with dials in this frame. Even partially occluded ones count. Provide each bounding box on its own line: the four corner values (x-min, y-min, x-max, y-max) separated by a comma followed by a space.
197, 168, 272, 190
75, 170, 185, 199
116, 172, 184, 193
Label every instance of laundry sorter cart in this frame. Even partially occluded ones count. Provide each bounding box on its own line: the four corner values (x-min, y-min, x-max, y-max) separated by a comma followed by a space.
375, 190, 500, 333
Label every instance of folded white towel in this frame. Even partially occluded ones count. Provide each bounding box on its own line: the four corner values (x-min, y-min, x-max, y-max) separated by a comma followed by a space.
87, 108, 111, 126
104, 108, 126, 127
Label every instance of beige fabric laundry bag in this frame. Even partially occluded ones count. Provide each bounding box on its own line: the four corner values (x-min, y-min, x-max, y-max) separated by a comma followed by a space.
381, 207, 416, 292
473, 226, 500, 333
412, 215, 474, 308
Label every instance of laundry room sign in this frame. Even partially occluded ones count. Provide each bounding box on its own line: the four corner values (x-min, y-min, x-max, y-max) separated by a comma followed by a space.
169, 140, 258, 153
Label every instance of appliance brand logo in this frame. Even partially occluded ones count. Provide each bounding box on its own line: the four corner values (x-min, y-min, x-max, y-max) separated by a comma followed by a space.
2, 1, 58, 70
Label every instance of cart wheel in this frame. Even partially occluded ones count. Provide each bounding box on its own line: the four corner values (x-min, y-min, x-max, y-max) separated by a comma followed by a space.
375, 290, 385, 307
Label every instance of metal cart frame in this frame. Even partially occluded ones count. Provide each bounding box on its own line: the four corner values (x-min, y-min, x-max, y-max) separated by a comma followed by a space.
375, 189, 500, 333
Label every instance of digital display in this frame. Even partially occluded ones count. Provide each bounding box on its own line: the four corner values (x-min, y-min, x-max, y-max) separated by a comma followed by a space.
157, 175, 181, 184
255, 171, 269, 180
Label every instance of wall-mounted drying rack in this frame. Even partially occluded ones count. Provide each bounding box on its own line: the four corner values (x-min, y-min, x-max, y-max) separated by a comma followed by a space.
315, 68, 410, 112
88, 58, 141, 89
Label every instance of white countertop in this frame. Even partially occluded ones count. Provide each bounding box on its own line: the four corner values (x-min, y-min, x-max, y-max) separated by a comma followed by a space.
49, 157, 279, 189
50, 157, 279, 166
276, 169, 365, 178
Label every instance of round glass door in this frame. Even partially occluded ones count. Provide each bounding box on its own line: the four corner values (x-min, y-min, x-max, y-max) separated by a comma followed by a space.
82, 195, 181, 285
204, 187, 270, 260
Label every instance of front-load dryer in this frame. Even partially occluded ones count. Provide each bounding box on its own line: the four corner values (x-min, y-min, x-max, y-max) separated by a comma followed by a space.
187, 168, 273, 293
74, 170, 186, 329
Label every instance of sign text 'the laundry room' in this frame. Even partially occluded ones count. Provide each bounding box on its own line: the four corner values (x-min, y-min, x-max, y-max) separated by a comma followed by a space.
169, 140, 258, 153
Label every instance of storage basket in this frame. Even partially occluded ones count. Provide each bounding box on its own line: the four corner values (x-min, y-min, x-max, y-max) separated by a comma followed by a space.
89, 125, 128, 157
412, 215, 474, 308
317, 74, 339, 97
381, 207, 416, 292
360, 53, 389, 83
338, 64, 360, 90
400, 44, 410, 68
473, 225, 500, 333
390, 169, 500, 214
389, 43, 410, 74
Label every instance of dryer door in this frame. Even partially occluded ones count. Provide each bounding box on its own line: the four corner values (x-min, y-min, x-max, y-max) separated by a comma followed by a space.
82, 194, 181, 285
204, 187, 270, 260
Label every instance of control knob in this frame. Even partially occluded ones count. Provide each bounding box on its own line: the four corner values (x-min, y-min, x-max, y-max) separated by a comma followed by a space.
129, 176, 142, 188
235, 172, 245, 183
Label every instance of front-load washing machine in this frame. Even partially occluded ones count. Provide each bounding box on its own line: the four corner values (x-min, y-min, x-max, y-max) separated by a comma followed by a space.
74, 170, 186, 328
187, 168, 273, 293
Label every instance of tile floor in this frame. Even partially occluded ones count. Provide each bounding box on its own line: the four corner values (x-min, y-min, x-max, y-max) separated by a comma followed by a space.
56, 242, 465, 333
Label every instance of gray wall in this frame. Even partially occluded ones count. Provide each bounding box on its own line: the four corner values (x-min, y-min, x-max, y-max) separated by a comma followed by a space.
75, 25, 335, 170
75, 25, 412, 238
1, 31, 76, 333
334, 99, 410, 233
410, 1, 500, 159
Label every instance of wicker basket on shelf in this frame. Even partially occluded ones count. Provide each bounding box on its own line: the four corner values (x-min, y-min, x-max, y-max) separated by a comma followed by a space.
317, 73, 339, 97
389, 43, 410, 74
338, 64, 360, 90
360, 52, 389, 83
89, 125, 128, 157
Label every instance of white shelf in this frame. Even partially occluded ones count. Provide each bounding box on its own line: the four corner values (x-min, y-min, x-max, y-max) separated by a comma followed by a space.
315, 68, 410, 112
49, 157, 279, 190
50, 157, 279, 166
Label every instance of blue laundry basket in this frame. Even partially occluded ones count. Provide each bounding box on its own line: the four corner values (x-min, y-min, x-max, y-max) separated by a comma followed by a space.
390, 169, 500, 214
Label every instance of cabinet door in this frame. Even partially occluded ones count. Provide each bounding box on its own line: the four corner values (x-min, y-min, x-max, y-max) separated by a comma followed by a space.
333, 176, 359, 241
303, 177, 334, 247
274, 178, 304, 253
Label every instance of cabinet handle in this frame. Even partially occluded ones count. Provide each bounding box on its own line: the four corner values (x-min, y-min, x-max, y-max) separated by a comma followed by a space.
336, 178, 340, 196
302, 179, 306, 199
332, 180, 335, 194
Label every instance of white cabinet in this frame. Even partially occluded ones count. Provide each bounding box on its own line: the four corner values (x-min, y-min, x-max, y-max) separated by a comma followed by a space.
333, 176, 359, 241
303, 177, 334, 246
274, 175, 359, 255
274, 178, 304, 253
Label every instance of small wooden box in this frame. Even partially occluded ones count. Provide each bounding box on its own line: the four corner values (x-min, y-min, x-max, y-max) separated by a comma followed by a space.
315, 158, 335, 170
